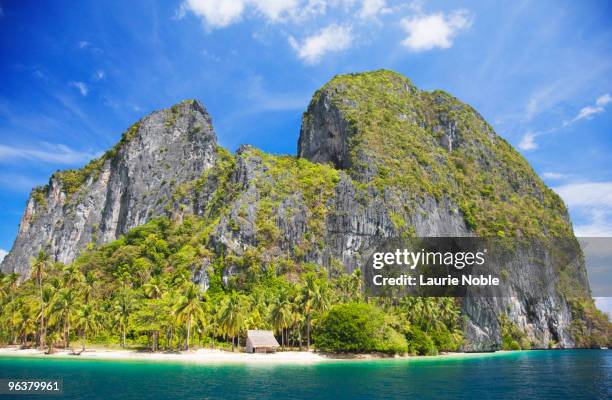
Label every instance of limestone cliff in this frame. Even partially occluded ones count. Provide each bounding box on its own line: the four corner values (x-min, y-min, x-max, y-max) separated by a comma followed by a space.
1, 70, 592, 350
296, 71, 588, 350
1, 100, 216, 276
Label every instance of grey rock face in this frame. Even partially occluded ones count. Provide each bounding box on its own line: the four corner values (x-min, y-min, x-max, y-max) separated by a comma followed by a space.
298, 90, 352, 170
295, 76, 585, 351
1, 100, 217, 277
324, 174, 470, 275
461, 248, 577, 351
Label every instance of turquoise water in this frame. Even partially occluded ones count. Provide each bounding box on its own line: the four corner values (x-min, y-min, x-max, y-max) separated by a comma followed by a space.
0, 350, 610, 399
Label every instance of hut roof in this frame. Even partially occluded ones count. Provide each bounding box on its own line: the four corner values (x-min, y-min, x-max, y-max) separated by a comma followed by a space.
247, 330, 280, 348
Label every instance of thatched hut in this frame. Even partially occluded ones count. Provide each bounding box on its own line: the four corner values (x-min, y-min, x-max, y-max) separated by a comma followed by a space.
246, 330, 280, 353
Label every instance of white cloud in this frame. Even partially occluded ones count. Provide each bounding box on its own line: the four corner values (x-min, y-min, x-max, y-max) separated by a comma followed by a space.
78, 41, 90, 49
252, 0, 300, 21
594, 297, 612, 317
574, 218, 612, 237
575, 105, 601, 120
400, 10, 472, 52
358, 0, 389, 19
522, 92, 610, 145
94, 70, 105, 81
0, 142, 97, 165
596, 93, 612, 107
70, 81, 89, 96
518, 132, 538, 151
542, 172, 564, 180
289, 24, 353, 64
568, 93, 611, 124
179, 0, 325, 28
0, 249, 7, 263
555, 182, 612, 209
180, 0, 247, 29
555, 182, 612, 237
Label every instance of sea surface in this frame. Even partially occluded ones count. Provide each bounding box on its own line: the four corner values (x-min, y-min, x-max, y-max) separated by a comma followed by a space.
0, 350, 610, 399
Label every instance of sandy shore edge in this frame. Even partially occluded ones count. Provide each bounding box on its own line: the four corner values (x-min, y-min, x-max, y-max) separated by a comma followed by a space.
0, 346, 510, 364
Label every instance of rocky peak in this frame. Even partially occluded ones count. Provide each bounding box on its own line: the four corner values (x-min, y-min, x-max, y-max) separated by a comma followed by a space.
1, 99, 217, 277
295, 70, 584, 349
298, 70, 419, 173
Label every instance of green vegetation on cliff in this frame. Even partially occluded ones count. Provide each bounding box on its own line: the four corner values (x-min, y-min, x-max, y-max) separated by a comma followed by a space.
315, 70, 571, 238
252, 150, 339, 253
0, 217, 461, 354
569, 299, 612, 348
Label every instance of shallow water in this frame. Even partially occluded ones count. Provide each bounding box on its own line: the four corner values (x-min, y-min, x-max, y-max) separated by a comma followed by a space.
0, 350, 610, 399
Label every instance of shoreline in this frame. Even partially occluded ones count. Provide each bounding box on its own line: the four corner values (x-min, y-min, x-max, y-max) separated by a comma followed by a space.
0, 346, 520, 365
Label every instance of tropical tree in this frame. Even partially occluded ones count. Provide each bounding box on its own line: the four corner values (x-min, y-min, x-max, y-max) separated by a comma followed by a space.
30, 251, 49, 349
143, 276, 166, 300
0, 273, 20, 304
48, 288, 79, 348
334, 270, 363, 303
35, 286, 54, 350
46, 331, 62, 355
218, 292, 247, 351
81, 271, 98, 305
173, 282, 206, 350
113, 290, 136, 348
132, 298, 170, 351
10, 296, 38, 346
301, 274, 331, 349
75, 303, 102, 351
270, 294, 293, 349
62, 264, 83, 290
290, 296, 305, 349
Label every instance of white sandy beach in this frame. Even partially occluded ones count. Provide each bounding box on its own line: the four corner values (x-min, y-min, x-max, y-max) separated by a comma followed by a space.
0, 346, 330, 364
0, 346, 511, 364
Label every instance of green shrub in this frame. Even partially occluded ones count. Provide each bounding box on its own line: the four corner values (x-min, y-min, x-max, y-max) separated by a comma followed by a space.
314, 302, 408, 354
499, 314, 528, 350
508, 340, 521, 350
430, 327, 460, 352
406, 327, 438, 356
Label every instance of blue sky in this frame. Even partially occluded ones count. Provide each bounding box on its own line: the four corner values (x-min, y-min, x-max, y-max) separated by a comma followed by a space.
0, 1, 611, 272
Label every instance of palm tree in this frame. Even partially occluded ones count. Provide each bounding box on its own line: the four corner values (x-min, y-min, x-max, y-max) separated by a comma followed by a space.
48, 288, 79, 348
113, 290, 136, 348
8, 306, 24, 345
301, 274, 331, 350
14, 296, 38, 346
30, 251, 49, 349
75, 303, 102, 351
173, 282, 205, 350
62, 264, 83, 290
438, 298, 460, 326
81, 271, 98, 305
143, 276, 166, 299
335, 270, 363, 303
35, 286, 53, 350
290, 295, 305, 349
270, 295, 292, 349
0, 273, 19, 304
206, 317, 220, 350
218, 292, 246, 351
46, 331, 62, 355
